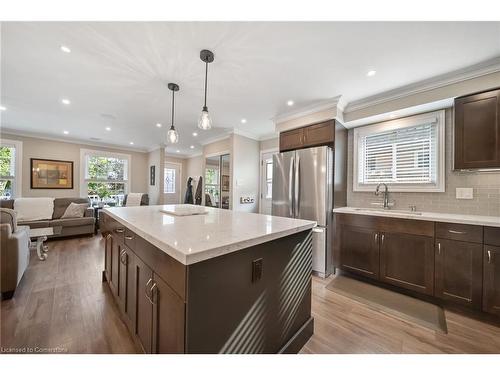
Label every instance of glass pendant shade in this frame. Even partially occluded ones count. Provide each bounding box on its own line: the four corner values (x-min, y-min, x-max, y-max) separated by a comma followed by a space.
167, 125, 179, 144
198, 107, 212, 130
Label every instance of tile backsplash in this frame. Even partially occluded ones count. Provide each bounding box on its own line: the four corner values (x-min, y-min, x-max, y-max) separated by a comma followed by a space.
347, 108, 500, 217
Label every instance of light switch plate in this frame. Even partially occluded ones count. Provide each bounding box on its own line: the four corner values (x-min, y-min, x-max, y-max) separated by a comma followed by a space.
456, 188, 473, 200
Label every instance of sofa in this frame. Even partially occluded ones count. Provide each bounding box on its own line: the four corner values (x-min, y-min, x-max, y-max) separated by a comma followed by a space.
0, 208, 30, 300
0, 198, 95, 238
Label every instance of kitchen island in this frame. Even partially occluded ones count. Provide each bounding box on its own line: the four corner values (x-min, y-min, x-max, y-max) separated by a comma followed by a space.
100, 204, 316, 354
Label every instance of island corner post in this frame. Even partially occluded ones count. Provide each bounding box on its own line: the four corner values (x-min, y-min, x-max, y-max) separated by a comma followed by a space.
100, 209, 314, 354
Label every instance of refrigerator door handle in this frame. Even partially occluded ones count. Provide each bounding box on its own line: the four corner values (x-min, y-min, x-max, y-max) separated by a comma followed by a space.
289, 155, 295, 217
294, 154, 300, 218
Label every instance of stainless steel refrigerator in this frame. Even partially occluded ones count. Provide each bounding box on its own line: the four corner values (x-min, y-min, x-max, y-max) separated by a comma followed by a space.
272, 146, 334, 277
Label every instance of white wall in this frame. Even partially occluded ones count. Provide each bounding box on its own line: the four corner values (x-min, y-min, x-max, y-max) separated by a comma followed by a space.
185, 155, 204, 203
231, 134, 260, 213
147, 147, 165, 205
0, 133, 148, 198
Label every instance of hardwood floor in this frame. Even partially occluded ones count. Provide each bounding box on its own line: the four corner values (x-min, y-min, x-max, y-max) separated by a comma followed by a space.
1, 235, 499, 354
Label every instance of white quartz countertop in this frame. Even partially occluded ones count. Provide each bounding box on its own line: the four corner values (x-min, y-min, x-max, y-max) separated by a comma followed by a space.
333, 207, 500, 228
104, 204, 316, 265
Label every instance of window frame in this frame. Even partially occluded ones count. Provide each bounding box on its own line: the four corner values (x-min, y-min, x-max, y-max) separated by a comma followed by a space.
0, 139, 23, 198
353, 110, 445, 193
79, 148, 132, 198
164, 167, 176, 194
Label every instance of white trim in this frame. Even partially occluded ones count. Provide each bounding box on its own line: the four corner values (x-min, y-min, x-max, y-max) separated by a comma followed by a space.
205, 150, 231, 158
272, 95, 345, 124
79, 148, 132, 198
1, 128, 148, 153
258, 133, 279, 141
258, 148, 279, 214
199, 133, 231, 146
0, 138, 23, 198
345, 57, 500, 113
232, 128, 261, 141
353, 110, 446, 193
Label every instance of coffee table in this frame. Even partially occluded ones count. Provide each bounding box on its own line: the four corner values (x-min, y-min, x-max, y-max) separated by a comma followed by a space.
29, 227, 54, 260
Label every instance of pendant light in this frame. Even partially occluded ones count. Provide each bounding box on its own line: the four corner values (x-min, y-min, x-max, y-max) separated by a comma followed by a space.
198, 49, 214, 130
167, 83, 179, 144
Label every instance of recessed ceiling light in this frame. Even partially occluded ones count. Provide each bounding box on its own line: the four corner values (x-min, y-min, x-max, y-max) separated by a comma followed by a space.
176, 150, 180, 153
367, 70, 377, 77
0, 106, 6, 111
60, 45, 71, 53
192, 132, 198, 137
241, 118, 247, 124
287, 100, 294, 106
63, 130, 69, 135
156, 123, 162, 128
190, 145, 195, 149
105, 127, 111, 131
129, 141, 134, 145
61, 98, 71, 105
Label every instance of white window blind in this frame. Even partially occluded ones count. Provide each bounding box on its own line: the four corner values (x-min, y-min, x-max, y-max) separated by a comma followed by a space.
359, 121, 438, 185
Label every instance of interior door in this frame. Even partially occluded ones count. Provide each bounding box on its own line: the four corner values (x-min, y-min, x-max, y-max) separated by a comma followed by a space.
260, 151, 277, 215
271, 151, 294, 218
164, 162, 182, 204
295, 146, 330, 225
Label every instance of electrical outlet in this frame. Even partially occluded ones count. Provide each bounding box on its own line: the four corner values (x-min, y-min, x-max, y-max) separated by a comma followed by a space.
456, 188, 473, 200
252, 258, 263, 283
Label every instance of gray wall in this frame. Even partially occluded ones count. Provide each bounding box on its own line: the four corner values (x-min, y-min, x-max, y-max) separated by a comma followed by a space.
347, 108, 500, 217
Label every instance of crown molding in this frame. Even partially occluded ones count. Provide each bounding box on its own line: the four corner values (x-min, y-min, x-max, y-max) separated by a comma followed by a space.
198, 132, 231, 146
186, 152, 203, 159
258, 132, 279, 141
231, 128, 261, 141
345, 56, 500, 113
0, 127, 149, 153
272, 95, 345, 125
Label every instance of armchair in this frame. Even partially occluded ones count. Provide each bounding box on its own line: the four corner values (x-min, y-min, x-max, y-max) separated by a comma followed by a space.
1, 208, 30, 300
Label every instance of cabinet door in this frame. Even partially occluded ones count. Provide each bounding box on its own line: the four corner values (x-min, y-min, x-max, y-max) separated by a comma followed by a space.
118, 246, 137, 331
151, 275, 185, 353
109, 235, 120, 296
134, 255, 154, 353
435, 239, 483, 308
454, 89, 500, 169
303, 121, 334, 147
104, 233, 112, 282
380, 232, 434, 295
484, 245, 500, 315
280, 128, 304, 152
339, 225, 379, 280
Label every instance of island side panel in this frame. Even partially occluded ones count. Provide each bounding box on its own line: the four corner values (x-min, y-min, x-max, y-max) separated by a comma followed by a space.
185, 230, 313, 353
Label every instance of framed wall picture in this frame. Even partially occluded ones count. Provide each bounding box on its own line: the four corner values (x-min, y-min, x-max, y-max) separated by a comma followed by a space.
150, 165, 156, 186
30, 158, 74, 189
222, 174, 230, 191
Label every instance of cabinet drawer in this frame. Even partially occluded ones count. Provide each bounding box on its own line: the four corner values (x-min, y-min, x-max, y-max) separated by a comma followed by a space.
124, 228, 136, 250
435, 222, 483, 243
485, 227, 500, 247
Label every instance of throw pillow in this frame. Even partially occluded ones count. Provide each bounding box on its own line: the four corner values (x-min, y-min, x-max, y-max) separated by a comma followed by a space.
61, 202, 88, 219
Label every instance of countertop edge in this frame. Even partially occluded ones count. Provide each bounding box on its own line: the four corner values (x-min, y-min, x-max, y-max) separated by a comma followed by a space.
103, 208, 316, 265
333, 207, 500, 228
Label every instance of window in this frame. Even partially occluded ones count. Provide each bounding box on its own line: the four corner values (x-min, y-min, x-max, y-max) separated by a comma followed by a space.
205, 166, 220, 206
80, 149, 131, 204
0, 139, 22, 199
353, 110, 445, 192
265, 159, 273, 199
164, 168, 176, 194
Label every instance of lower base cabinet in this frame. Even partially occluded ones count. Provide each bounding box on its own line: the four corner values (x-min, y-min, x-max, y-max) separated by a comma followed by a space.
434, 239, 483, 309
380, 232, 434, 295
134, 254, 154, 353
339, 225, 379, 280
483, 245, 500, 315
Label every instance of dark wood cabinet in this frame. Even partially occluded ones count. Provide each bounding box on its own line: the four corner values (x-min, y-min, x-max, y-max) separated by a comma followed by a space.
338, 225, 380, 280
118, 246, 136, 331
483, 245, 500, 315
110, 234, 120, 296
379, 232, 434, 295
104, 233, 112, 282
434, 239, 483, 309
280, 120, 335, 152
134, 254, 154, 353
454, 88, 500, 169
151, 275, 185, 353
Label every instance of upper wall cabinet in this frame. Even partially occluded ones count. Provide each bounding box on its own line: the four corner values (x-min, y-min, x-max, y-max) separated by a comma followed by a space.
454, 88, 500, 169
280, 120, 335, 152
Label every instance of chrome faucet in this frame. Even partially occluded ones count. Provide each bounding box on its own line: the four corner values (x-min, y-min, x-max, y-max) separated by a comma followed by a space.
375, 183, 390, 209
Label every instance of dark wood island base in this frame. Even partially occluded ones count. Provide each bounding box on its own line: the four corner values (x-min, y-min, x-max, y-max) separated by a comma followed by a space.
101, 211, 314, 354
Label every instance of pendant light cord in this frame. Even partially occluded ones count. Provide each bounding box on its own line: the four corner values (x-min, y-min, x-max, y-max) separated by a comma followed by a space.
171, 89, 175, 128
204, 60, 208, 108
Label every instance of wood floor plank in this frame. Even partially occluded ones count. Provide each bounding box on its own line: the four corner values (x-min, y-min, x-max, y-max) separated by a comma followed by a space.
1, 235, 499, 354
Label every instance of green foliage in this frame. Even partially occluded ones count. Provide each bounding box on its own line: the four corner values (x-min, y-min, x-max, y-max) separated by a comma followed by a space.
0, 146, 14, 197
86, 156, 126, 198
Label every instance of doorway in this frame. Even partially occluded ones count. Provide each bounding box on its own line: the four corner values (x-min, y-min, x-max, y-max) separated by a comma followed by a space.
164, 162, 182, 204
259, 150, 278, 214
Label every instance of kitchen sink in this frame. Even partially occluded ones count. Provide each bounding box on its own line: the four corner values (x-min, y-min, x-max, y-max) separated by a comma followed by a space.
352, 207, 423, 215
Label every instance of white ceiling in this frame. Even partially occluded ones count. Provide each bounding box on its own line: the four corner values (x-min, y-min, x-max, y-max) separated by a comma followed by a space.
1, 22, 500, 156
